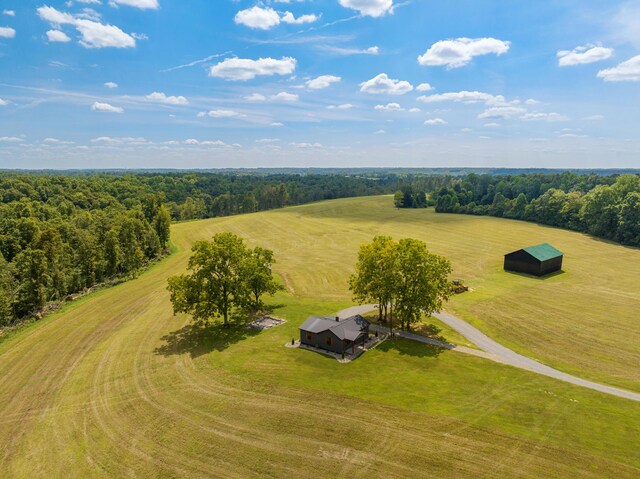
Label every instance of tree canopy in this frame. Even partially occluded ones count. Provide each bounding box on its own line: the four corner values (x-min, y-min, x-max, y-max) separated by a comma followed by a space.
167, 233, 281, 327
350, 236, 452, 332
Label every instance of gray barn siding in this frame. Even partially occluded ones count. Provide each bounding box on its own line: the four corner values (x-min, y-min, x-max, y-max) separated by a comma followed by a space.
300, 330, 346, 354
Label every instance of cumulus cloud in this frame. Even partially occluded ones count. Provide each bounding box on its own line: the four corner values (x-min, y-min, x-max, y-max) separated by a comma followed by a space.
245, 93, 267, 102
375, 102, 403, 111
281, 12, 319, 25
416, 83, 434, 92
37, 6, 135, 48
418, 91, 506, 105
418, 37, 510, 69
3, 10, 15, 17
306, 75, 341, 89
478, 106, 526, 119
360, 73, 413, 95
104, 81, 118, 89
108, 0, 159, 9
145, 91, 189, 105
0, 27, 16, 38
557, 44, 614, 66
46, 30, 71, 42
0, 98, 8, 106
235, 6, 318, 30
235, 6, 281, 30
209, 57, 296, 81
338, 0, 393, 17
91, 101, 123, 113
597, 55, 640, 82
424, 118, 447, 125
0, 136, 24, 142
271, 92, 299, 101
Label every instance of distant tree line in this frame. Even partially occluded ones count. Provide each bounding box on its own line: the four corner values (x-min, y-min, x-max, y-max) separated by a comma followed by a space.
429, 173, 640, 247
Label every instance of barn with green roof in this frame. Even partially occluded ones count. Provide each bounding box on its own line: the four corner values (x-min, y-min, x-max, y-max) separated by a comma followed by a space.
504, 243, 564, 277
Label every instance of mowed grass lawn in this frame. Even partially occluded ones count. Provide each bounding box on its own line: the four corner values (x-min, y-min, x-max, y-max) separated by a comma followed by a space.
1, 195, 639, 478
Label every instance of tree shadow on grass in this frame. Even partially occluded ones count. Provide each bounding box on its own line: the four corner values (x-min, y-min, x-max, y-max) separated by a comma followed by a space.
377, 337, 445, 358
154, 322, 260, 359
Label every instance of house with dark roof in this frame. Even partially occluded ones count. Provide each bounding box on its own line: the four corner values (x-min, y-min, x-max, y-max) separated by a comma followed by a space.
299, 315, 370, 355
504, 243, 564, 277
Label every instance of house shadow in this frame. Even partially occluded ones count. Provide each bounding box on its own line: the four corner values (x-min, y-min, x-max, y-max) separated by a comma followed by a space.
504, 269, 565, 281
377, 337, 445, 358
154, 322, 259, 359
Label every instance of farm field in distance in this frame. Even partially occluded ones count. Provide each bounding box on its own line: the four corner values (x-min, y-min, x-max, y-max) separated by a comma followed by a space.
1, 195, 639, 478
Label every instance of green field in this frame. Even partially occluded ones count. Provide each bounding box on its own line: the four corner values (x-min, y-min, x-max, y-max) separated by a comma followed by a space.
1, 196, 639, 478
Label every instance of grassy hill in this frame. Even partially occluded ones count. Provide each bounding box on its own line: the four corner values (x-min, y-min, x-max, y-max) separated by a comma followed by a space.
1, 195, 639, 478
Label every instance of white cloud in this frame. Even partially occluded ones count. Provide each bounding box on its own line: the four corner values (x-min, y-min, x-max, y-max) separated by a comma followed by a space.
104, 81, 118, 89
0, 98, 8, 106
583, 114, 604, 121
418, 91, 505, 105
408, 107, 421, 113
245, 93, 267, 102
375, 102, 403, 111
424, 118, 447, 126
320, 45, 379, 56
46, 30, 71, 42
270, 122, 284, 127
271, 92, 299, 102
0, 27, 16, 38
91, 101, 123, 113
145, 91, 189, 105
3, 10, 15, 17
235, 6, 281, 30
306, 75, 341, 89
338, 0, 394, 17
327, 103, 353, 110
206, 109, 242, 118
43, 138, 74, 144
418, 37, 510, 69
108, 0, 159, 9
416, 83, 434, 92
478, 106, 526, 120
525, 98, 539, 105
557, 44, 614, 66
521, 112, 569, 122
281, 12, 319, 25
290, 142, 322, 148
209, 57, 296, 81
37, 6, 135, 48
360, 73, 413, 95
597, 55, 640, 82
0, 136, 24, 142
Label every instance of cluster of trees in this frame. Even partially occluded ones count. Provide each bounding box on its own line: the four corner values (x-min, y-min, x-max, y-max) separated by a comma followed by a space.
0, 181, 171, 326
393, 186, 430, 209
432, 173, 640, 247
167, 232, 283, 328
349, 236, 452, 332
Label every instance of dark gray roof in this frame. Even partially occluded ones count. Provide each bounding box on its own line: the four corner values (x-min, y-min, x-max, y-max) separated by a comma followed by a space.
299, 314, 369, 341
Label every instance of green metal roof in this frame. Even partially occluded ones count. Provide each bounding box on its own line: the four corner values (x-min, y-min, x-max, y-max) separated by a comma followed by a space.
523, 243, 563, 262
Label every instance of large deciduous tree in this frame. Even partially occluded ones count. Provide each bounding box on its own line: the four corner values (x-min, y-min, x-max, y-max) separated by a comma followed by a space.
167, 232, 280, 327
349, 236, 452, 332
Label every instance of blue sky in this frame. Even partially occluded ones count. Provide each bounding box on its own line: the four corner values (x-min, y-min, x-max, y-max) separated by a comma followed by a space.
1, 0, 640, 169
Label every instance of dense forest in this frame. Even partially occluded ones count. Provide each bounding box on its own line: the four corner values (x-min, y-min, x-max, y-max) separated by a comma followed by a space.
419, 173, 639, 247
0, 172, 406, 327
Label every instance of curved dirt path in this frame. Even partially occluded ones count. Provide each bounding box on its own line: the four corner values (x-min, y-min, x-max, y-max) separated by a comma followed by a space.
338, 305, 640, 402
